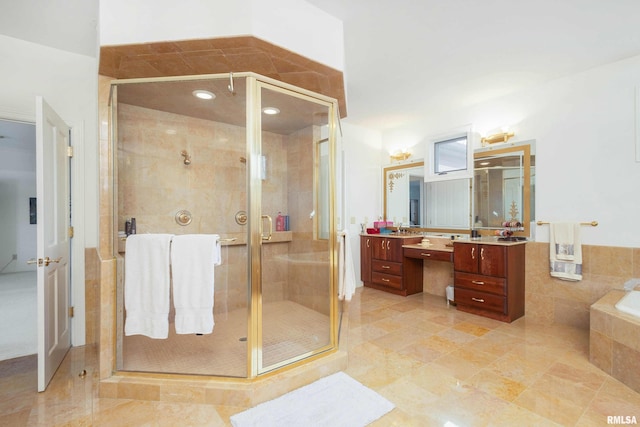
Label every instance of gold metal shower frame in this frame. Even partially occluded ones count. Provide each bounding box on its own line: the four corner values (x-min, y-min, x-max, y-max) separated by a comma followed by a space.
108, 72, 340, 380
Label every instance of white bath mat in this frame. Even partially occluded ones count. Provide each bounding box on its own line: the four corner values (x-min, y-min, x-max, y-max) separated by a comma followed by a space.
230, 372, 395, 427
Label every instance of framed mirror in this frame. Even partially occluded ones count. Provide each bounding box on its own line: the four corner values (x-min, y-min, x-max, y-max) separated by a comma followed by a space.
473, 141, 536, 237
383, 140, 535, 237
383, 161, 471, 232
384, 161, 424, 227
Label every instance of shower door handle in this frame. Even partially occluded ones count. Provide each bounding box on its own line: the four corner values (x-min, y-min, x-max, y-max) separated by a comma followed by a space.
261, 215, 273, 241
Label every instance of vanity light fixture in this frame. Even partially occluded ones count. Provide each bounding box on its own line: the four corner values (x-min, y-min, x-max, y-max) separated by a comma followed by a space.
192, 90, 216, 100
262, 107, 280, 115
389, 149, 412, 162
481, 131, 515, 146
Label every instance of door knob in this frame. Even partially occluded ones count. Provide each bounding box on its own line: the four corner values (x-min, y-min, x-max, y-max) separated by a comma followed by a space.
43, 257, 62, 266
27, 257, 62, 267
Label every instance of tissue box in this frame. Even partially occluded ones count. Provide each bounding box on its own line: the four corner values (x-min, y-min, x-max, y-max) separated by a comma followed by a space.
374, 221, 393, 229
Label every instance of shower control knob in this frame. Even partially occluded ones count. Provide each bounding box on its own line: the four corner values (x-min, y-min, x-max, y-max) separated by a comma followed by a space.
175, 210, 192, 226
235, 211, 248, 225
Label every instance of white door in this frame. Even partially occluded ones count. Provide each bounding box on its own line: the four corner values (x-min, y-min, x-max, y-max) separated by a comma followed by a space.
35, 97, 71, 392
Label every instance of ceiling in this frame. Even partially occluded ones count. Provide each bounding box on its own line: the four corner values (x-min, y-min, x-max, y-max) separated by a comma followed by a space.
305, 0, 640, 132
6, 1, 640, 138
116, 77, 332, 135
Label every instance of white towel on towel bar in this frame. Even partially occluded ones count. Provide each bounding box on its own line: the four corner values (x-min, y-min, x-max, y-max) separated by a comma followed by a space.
124, 233, 174, 339
171, 234, 221, 334
549, 222, 582, 281
338, 230, 357, 301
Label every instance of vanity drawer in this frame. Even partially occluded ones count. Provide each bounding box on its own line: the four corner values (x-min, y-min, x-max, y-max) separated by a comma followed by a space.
372, 272, 403, 290
454, 288, 506, 314
454, 272, 506, 296
372, 259, 402, 275
404, 247, 452, 262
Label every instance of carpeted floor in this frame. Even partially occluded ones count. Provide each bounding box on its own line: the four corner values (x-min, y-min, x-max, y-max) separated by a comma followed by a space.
0, 272, 37, 360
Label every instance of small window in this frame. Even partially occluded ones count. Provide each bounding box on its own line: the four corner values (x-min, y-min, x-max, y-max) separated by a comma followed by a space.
434, 136, 468, 174
425, 127, 474, 182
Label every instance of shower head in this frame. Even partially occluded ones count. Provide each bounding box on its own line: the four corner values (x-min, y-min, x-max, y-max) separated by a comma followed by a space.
181, 150, 191, 165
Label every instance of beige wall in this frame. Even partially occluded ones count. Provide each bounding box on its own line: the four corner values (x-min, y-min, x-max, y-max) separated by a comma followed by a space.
524, 242, 640, 329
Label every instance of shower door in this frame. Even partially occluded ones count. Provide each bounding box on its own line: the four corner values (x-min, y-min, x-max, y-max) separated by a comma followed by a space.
253, 81, 336, 374
114, 76, 251, 378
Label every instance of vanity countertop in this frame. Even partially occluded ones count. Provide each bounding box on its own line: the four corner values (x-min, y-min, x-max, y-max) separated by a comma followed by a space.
453, 236, 528, 246
361, 233, 423, 239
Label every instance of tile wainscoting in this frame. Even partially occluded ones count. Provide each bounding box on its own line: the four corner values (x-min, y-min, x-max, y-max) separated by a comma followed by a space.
420, 241, 638, 330
87, 241, 640, 355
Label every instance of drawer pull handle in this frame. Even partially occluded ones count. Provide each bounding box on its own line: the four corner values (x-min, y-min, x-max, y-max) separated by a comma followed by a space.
471, 280, 485, 285
471, 297, 485, 303
471, 247, 475, 259
381, 278, 390, 282
421, 253, 431, 257
382, 265, 391, 269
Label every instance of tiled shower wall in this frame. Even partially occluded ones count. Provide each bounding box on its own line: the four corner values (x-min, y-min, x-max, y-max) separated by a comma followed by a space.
115, 102, 328, 314
285, 126, 330, 314
117, 103, 255, 312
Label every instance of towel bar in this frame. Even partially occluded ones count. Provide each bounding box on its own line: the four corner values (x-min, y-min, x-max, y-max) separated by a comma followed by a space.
536, 220, 598, 227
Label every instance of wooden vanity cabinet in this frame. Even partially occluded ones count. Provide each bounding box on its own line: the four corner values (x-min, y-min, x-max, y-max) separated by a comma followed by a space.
360, 235, 372, 284
453, 242, 525, 322
360, 235, 421, 296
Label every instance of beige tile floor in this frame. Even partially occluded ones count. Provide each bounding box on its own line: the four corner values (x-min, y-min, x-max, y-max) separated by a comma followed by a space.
2, 287, 639, 426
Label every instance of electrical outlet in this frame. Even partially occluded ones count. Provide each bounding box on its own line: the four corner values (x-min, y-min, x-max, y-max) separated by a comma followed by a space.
350, 216, 356, 224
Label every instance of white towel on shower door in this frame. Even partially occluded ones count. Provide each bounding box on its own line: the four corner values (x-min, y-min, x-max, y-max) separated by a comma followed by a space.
124, 233, 174, 339
171, 234, 221, 334
338, 230, 357, 301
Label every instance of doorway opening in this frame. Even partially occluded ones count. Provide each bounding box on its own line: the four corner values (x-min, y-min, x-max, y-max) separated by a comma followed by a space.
0, 119, 37, 361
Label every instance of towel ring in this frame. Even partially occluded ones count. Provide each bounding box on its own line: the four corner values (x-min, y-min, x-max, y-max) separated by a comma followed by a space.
175, 210, 192, 226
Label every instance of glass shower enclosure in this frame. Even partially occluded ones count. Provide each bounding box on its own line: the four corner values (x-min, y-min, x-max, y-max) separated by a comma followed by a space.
110, 73, 340, 378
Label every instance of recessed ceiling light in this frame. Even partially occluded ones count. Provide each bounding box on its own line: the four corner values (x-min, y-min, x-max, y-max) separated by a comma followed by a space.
262, 107, 280, 115
192, 90, 215, 100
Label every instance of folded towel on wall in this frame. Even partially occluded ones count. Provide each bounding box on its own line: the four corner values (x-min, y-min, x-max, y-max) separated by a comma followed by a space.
171, 234, 221, 334
124, 233, 174, 339
338, 230, 357, 301
549, 222, 582, 281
